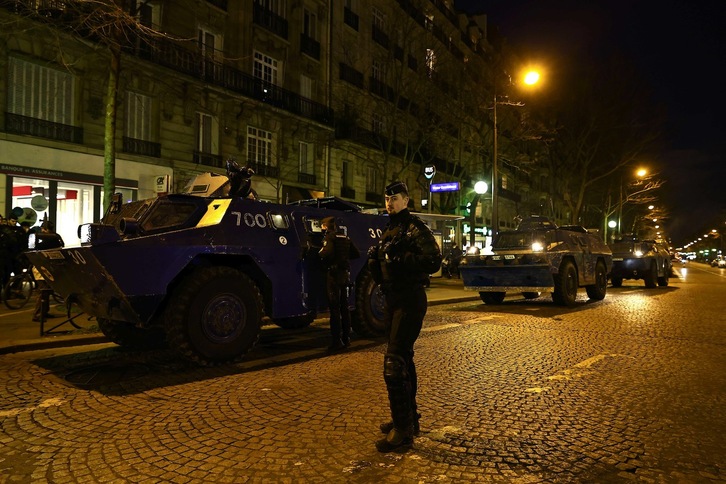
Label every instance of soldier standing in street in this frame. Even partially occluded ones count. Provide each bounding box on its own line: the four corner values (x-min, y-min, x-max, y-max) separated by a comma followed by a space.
319, 216, 360, 352
367, 181, 442, 453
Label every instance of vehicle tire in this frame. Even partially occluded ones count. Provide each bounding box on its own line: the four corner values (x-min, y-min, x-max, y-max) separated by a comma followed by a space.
610, 276, 623, 288
585, 260, 608, 301
98, 318, 167, 349
4, 272, 34, 310
352, 268, 386, 337
522, 291, 541, 300
165, 266, 264, 366
479, 292, 506, 304
644, 261, 658, 288
657, 264, 670, 287
272, 313, 316, 329
552, 259, 578, 306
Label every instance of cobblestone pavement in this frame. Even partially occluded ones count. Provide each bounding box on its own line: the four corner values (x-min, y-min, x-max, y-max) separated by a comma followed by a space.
0, 264, 724, 483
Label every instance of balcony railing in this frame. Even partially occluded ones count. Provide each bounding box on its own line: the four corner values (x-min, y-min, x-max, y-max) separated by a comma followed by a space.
369, 77, 395, 101
297, 172, 316, 185
4, 112, 83, 144
132, 37, 333, 125
339, 63, 364, 88
366, 191, 383, 203
372, 24, 389, 49
123, 136, 161, 157
205, 0, 227, 10
248, 161, 280, 178
193, 151, 224, 168
343, 7, 359, 30
341, 186, 355, 199
300, 33, 320, 60
253, 2, 288, 39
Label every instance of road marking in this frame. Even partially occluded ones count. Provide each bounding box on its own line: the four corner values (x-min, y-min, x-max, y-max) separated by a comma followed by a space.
0, 397, 66, 417
525, 354, 632, 393
423, 315, 500, 332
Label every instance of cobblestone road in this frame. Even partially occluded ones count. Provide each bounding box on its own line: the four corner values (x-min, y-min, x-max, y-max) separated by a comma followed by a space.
1, 264, 724, 483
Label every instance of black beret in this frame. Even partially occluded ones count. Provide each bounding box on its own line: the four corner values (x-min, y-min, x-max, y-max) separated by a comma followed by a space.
385, 181, 408, 196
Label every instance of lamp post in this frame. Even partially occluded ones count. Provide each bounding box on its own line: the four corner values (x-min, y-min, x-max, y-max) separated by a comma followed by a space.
468, 181, 489, 248
490, 69, 541, 236
616, 167, 648, 237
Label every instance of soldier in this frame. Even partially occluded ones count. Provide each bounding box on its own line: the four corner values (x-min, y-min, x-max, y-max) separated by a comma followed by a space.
318, 216, 360, 352
367, 181, 442, 452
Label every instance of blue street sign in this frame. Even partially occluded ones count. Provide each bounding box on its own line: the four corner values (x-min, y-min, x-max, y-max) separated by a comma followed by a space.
430, 182, 460, 192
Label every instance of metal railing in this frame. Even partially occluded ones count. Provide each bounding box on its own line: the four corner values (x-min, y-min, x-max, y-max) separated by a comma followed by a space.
4, 112, 83, 144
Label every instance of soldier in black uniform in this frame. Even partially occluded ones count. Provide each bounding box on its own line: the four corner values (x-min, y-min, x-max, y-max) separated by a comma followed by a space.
367, 181, 442, 452
319, 216, 360, 352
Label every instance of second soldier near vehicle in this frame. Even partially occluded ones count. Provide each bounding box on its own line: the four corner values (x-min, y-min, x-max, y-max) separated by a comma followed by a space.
318, 216, 360, 352
367, 181, 442, 453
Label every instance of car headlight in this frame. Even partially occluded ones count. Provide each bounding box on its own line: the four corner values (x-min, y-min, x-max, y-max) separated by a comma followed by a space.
634, 250, 643, 257
531, 241, 544, 252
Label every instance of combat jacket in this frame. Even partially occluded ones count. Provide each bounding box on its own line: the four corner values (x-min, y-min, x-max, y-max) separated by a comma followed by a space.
319, 230, 360, 272
367, 209, 442, 291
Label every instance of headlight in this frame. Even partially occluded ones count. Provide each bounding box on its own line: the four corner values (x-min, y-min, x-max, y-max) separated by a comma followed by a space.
467, 246, 480, 256
634, 250, 643, 257
531, 241, 544, 252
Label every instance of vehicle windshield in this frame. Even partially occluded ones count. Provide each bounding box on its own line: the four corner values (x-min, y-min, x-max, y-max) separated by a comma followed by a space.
141, 199, 202, 232
494, 231, 534, 249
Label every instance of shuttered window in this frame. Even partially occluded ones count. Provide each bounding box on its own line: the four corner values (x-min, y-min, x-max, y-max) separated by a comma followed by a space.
8, 57, 74, 124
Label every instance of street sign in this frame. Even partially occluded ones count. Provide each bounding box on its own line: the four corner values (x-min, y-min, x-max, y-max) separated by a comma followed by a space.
424, 165, 436, 180
430, 182, 460, 192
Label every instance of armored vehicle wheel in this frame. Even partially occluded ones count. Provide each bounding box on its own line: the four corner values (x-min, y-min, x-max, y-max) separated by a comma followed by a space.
657, 265, 669, 287
352, 268, 386, 337
480, 292, 506, 304
165, 267, 263, 365
611, 276, 623, 287
585, 260, 608, 301
522, 292, 541, 300
272, 313, 316, 329
553, 259, 578, 306
644, 262, 658, 288
98, 318, 167, 349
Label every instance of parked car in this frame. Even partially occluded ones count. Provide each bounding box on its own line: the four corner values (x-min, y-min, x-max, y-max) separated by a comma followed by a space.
609, 236, 671, 288
711, 257, 726, 268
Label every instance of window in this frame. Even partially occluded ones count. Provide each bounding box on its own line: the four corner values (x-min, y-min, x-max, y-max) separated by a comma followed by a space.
256, 0, 286, 16
196, 112, 218, 154
299, 142, 314, 174
372, 112, 384, 134
254, 51, 280, 86
247, 126, 273, 165
426, 48, 436, 76
372, 60, 384, 81
372, 7, 385, 30
425, 13, 434, 31
366, 166, 380, 193
342, 160, 353, 187
125, 91, 152, 141
136, 0, 160, 28
303, 8, 317, 39
300, 74, 313, 99
7, 56, 74, 124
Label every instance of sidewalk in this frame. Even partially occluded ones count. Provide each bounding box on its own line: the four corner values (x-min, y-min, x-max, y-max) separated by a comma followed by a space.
0, 277, 478, 355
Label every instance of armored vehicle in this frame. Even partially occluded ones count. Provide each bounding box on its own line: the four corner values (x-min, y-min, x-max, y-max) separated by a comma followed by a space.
609, 236, 670, 288
460, 216, 612, 306
26, 167, 389, 365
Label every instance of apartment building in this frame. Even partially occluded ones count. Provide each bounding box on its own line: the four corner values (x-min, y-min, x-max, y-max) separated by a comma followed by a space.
0, 0, 544, 247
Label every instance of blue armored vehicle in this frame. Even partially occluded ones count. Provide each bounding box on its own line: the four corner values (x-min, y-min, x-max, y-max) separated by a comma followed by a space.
26, 167, 388, 365
460, 216, 612, 306
609, 235, 671, 288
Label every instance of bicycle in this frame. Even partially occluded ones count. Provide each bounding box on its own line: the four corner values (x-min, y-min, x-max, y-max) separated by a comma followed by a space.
3, 268, 35, 310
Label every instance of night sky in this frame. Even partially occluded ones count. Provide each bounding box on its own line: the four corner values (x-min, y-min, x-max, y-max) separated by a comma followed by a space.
455, 0, 726, 246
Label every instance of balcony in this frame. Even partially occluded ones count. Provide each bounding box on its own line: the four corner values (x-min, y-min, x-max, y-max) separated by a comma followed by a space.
341, 186, 355, 199
253, 2, 288, 40
300, 33, 320, 60
205, 0, 227, 10
193, 151, 224, 168
369, 77, 394, 101
371, 24, 389, 49
248, 161, 280, 178
343, 7, 359, 31
366, 191, 383, 204
339, 63, 364, 88
4, 112, 83, 144
131, 37, 333, 125
123, 136, 161, 158
297, 172, 316, 185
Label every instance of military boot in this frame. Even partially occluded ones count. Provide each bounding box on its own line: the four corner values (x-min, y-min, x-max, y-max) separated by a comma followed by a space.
379, 412, 420, 436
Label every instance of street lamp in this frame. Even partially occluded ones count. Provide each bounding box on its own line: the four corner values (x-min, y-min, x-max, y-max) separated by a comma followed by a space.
616, 167, 648, 236
491, 69, 541, 236
468, 181, 489, 248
